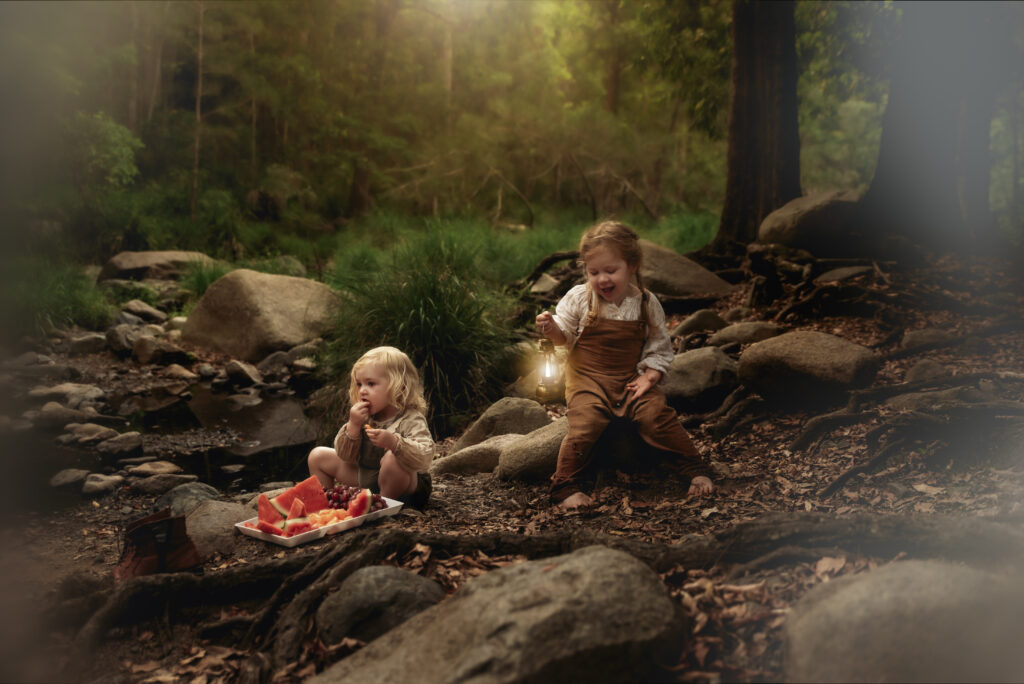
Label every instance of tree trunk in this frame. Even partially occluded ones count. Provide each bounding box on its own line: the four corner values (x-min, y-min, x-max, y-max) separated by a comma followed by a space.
189, 0, 204, 223
145, 2, 166, 124
857, 2, 1013, 254
713, 0, 801, 255
249, 29, 257, 181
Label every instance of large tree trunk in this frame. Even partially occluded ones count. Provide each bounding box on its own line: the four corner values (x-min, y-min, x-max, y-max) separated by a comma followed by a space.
711, 0, 801, 256
857, 2, 1013, 254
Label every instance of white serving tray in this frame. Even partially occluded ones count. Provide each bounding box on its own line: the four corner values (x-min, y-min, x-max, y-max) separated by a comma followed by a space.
235, 496, 403, 547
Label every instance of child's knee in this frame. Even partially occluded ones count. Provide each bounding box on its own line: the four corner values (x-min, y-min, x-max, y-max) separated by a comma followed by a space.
307, 446, 334, 468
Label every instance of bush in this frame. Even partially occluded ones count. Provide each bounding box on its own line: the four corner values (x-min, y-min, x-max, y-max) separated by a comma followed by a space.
1, 259, 113, 338
325, 232, 514, 434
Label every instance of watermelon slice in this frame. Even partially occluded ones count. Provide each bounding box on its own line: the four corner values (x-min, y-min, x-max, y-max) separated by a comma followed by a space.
282, 516, 312, 537
257, 520, 285, 536
291, 475, 329, 513
270, 488, 297, 518
270, 476, 329, 517
347, 488, 373, 517
286, 497, 306, 520
258, 493, 284, 525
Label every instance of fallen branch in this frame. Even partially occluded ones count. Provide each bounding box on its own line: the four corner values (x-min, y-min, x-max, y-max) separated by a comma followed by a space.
790, 410, 874, 452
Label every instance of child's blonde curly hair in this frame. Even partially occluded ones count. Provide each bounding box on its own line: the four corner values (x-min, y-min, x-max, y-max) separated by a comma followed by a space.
348, 346, 428, 415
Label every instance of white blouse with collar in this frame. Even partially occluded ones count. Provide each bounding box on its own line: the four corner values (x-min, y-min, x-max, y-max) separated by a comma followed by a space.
550, 283, 675, 378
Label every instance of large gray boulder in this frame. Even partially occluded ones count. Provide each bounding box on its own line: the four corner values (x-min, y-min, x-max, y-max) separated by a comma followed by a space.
785, 560, 1024, 683
182, 269, 341, 361
662, 347, 739, 413
639, 239, 735, 298
757, 191, 860, 257
494, 417, 567, 482
186, 500, 252, 560
452, 397, 552, 453
99, 250, 216, 281
431, 434, 523, 476
738, 330, 879, 405
316, 566, 445, 646
310, 546, 684, 684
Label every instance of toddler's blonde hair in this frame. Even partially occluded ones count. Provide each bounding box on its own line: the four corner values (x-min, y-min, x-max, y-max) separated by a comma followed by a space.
578, 220, 651, 328
348, 346, 427, 415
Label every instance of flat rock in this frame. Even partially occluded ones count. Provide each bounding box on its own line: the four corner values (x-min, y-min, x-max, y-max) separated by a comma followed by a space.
50, 468, 90, 489
68, 333, 108, 356
130, 473, 199, 495
671, 309, 729, 336
82, 473, 124, 496
99, 250, 215, 281
708, 321, 785, 347
640, 239, 735, 298
157, 482, 223, 517
96, 431, 144, 457
127, 460, 183, 476
662, 346, 739, 413
122, 299, 167, 323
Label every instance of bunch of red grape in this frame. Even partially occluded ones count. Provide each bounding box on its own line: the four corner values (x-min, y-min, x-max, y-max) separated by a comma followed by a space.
324, 484, 387, 512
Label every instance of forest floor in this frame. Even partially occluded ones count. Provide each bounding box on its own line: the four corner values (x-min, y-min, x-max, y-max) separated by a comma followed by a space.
3, 252, 1024, 683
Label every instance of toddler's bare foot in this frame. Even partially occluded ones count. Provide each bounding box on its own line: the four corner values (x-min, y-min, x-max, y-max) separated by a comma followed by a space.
559, 492, 594, 509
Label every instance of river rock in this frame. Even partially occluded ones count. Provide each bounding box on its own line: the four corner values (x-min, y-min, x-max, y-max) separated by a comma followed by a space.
432, 434, 523, 476
784, 560, 1024, 683
738, 331, 879, 406
60, 422, 120, 445
494, 417, 567, 482
225, 360, 263, 387
452, 397, 552, 453
121, 299, 167, 324
96, 430, 144, 458
28, 382, 105, 410
662, 347, 739, 413
157, 482, 222, 516
68, 333, 107, 356
182, 269, 341, 361
900, 327, 959, 353
98, 250, 215, 281
316, 566, 446, 646
133, 335, 190, 366
310, 546, 683, 684
105, 323, 144, 356
130, 473, 199, 495
50, 468, 90, 489
82, 473, 124, 496
185, 500, 252, 559
904, 358, 947, 383
640, 239, 735, 298
163, 364, 199, 382
127, 460, 183, 476
708, 321, 785, 347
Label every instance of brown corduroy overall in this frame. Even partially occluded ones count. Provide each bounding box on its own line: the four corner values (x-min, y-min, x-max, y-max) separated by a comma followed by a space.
550, 315, 708, 502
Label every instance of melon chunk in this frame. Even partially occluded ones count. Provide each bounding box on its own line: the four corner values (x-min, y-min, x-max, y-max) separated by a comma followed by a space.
291, 476, 329, 513
257, 520, 285, 537
346, 488, 373, 517
283, 516, 312, 537
286, 497, 306, 520
258, 493, 284, 526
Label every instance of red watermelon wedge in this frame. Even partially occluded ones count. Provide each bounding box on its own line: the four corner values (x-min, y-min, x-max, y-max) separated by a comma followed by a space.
283, 516, 312, 537
291, 476, 329, 513
286, 497, 306, 520
258, 493, 284, 526
347, 488, 373, 517
257, 520, 285, 536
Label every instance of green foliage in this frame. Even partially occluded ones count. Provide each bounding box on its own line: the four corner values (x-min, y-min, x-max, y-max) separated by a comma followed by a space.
325, 231, 514, 433
180, 260, 233, 300
646, 211, 720, 255
65, 111, 143, 193
1, 259, 113, 338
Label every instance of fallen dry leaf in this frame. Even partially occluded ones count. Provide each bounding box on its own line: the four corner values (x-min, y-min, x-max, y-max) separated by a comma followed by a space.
814, 555, 847, 578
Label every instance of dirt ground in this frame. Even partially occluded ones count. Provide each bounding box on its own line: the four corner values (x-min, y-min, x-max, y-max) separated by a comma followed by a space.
3, 252, 1024, 682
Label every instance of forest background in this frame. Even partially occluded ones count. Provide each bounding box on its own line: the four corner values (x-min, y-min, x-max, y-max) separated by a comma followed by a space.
1, 0, 1023, 430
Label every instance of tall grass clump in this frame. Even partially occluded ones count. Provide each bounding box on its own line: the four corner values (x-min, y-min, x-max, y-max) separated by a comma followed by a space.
1, 258, 113, 338
180, 260, 234, 300
326, 232, 514, 435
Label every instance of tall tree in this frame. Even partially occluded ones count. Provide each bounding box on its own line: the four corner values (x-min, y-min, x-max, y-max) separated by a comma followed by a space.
189, 0, 205, 222
856, 1, 1015, 254
711, 0, 801, 256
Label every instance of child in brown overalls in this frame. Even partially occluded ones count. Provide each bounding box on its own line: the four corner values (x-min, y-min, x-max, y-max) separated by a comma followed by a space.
536, 221, 714, 509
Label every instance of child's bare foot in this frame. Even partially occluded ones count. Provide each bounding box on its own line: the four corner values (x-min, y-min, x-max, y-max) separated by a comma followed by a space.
687, 476, 713, 497
559, 492, 594, 509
